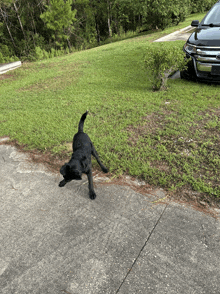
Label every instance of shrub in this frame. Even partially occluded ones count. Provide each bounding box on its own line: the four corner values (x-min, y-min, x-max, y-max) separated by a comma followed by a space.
144, 43, 188, 91
0, 44, 19, 63
34, 46, 51, 60
0, 51, 5, 63
0, 44, 12, 57
34, 46, 45, 60
34, 45, 70, 61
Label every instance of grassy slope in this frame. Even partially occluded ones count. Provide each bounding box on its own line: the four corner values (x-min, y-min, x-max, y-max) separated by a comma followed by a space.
0, 12, 220, 198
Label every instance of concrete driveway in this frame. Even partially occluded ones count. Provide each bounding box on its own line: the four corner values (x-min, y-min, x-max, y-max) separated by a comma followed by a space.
1, 137, 220, 294
153, 25, 193, 43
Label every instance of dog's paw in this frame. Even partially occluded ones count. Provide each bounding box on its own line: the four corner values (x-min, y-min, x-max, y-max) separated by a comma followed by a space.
102, 166, 108, 173
59, 180, 66, 187
89, 190, 97, 200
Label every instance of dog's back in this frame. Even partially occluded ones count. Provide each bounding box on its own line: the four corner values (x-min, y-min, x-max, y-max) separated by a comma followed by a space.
73, 110, 92, 153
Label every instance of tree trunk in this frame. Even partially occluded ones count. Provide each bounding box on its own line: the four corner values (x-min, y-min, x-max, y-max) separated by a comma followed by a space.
27, 3, 36, 47
28, 3, 37, 34
107, 1, 112, 37
107, 16, 111, 37
95, 15, 100, 44
0, 7, 16, 50
67, 38, 71, 52
14, 1, 26, 40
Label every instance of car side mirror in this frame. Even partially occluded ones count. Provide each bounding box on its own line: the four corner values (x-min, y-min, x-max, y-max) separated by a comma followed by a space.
191, 20, 199, 27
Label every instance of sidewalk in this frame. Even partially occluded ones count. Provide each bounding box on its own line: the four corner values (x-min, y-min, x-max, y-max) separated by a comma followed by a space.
1, 142, 220, 294
0, 61, 21, 74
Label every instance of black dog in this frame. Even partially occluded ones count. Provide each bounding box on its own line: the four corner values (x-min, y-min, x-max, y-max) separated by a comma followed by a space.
59, 111, 108, 200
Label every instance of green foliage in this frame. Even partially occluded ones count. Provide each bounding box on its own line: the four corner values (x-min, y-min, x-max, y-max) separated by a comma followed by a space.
0, 44, 19, 62
33, 46, 70, 61
0, 51, 4, 63
34, 46, 49, 60
0, 22, 4, 37
40, 0, 76, 48
144, 43, 188, 91
0, 0, 217, 61
145, 0, 191, 30
0, 44, 12, 57
190, 0, 217, 13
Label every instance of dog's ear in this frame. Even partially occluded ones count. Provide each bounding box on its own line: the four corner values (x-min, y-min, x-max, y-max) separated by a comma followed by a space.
60, 163, 70, 176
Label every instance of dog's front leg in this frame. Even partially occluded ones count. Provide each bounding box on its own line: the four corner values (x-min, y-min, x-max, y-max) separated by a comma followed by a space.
59, 179, 67, 187
59, 178, 72, 187
91, 144, 108, 173
87, 169, 96, 200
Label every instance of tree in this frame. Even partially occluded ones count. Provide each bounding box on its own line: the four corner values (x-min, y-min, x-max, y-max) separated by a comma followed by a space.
0, 0, 16, 50
40, 0, 77, 49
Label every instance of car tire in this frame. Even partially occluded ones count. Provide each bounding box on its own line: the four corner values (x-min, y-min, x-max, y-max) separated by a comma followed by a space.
180, 69, 197, 82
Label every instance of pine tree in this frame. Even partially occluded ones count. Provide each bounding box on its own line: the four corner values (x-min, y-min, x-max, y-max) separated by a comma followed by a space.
40, 0, 76, 49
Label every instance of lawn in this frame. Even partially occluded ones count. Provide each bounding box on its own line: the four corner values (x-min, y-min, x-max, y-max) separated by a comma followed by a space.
0, 11, 220, 202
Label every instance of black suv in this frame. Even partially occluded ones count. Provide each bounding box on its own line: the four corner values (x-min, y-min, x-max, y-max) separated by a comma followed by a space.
181, 0, 220, 83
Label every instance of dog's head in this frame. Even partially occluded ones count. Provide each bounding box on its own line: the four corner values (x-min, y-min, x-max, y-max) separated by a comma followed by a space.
60, 160, 82, 180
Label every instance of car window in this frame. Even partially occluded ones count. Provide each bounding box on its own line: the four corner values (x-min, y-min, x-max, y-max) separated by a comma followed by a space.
203, 5, 220, 24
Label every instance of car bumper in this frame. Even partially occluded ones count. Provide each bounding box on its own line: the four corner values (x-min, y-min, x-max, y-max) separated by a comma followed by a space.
181, 50, 220, 84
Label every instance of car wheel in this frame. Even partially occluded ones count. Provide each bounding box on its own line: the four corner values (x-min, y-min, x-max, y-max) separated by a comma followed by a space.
180, 69, 197, 82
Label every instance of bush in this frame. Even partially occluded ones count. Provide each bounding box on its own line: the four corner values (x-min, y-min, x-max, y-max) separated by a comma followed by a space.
0, 44, 19, 63
0, 44, 12, 57
0, 51, 5, 63
8, 56, 19, 62
144, 43, 188, 91
0, 52, 19, 63
34, 46, 45, 60
190, 0, 217, 13
144, 0, 191, 31
35, 46, 52, 60
34, 45, 70, 61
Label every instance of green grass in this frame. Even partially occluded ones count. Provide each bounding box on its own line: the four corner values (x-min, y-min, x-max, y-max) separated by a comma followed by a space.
0, 11, 220, 199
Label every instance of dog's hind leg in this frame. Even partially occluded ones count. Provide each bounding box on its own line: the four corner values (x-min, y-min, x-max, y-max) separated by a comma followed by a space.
87, 169, 97, 200
91, 143, 108, 173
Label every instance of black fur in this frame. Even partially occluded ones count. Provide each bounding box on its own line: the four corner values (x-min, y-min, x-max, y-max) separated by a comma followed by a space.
59, 111, 108, 200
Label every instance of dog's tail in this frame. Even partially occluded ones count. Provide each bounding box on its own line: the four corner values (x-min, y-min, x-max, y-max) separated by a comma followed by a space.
78, 110, 88, 132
